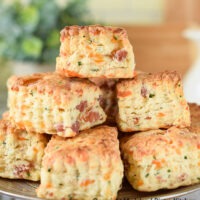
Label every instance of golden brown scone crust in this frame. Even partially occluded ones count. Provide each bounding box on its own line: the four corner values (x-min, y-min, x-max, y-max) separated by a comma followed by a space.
116, 71, 190, 132
56, 25, 135, 78
37, 125, 124, 200
7, 72, 106, 137
0, 119, 48, 181
120, 126, 200, 192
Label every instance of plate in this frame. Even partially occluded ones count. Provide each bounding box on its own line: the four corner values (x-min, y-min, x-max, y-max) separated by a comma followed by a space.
0, 178, 199, 200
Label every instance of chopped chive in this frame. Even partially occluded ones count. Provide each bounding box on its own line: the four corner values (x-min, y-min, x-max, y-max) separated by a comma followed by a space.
59, 183, 63, 186
30, 91, 33, 96
78, 61, 82, 66
91, 69, 99, 72
27, 171, 30, 177
114, 35, 118, 40
197, 177, 200, 181
184, 156, 187, 159
167, 169, 171, 173
145, 173, 149, 178
149, 93, 155, 98
2, 141, 6, 145
48, 168, 51, 172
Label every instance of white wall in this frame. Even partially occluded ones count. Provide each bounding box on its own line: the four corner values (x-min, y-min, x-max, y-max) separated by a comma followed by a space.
88, 0, 165, 25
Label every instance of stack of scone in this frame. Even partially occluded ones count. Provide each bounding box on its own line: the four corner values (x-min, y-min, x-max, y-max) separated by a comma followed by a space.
0, 25, 200, 200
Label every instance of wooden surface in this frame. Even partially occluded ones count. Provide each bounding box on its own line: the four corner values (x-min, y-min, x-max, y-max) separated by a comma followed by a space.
165, 0, 200, 24
124, 24, 195, 76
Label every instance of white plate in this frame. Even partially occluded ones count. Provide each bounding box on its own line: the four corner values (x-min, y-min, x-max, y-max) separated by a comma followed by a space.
0, 178, 199, 200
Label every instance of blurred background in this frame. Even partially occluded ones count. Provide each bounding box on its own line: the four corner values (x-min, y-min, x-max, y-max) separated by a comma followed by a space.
1, 0, 200, 112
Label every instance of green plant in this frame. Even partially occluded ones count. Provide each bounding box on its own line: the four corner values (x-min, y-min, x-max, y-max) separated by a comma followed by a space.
0, 0, 92, 64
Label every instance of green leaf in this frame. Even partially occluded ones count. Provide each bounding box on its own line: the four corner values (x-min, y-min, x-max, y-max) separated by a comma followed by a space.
46, 30, 60, 48
21, 36, 43, 58
17, 5, 39, 33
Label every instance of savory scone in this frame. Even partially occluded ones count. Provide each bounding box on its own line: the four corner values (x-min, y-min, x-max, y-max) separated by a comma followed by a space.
89, 77, 118, 124
0, 119, 48, 181
36, 126, 124, 200
7, 72, 106, 137
56, 25, 135, 78
189, 103, 200, 128
116, 71, 190, 132
120, 126, 200, 192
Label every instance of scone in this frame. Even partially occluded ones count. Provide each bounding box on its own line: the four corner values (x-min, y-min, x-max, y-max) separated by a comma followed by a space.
7, 73, 106, 137
116, 71, 190, 132
189, 103, 200, 128
56, 25, 135, 78
120, 126, 200, 192
89, 77, 118, 124
36, 126, 124, 200
0, 119, 48, 181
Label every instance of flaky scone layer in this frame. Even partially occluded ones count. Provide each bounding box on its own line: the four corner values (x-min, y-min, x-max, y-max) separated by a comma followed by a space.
116, 71, 190, 132
120, 127, 200, 192
7, 72, 106, 137
0, 119, 48, 181
37, 126, 124, 200
56, 25, 135, 78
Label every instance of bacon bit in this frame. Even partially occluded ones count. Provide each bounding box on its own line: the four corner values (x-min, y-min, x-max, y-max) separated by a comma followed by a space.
90, 28, 100, 35
141, 86, 147, 98
60, 51, 67, 57
114, 28, 123, 34
54, 124, 65, 132
197, 144, 200, 149
178, 173, 187, 182
11, 85, 19, 91
68, 27, 79, 36
157, 112, 165, 117
98, 95, 105, 108
133, 117, 139, 124
14, 163, 31, 178
71, 121, 80, 134
64, 70, 83, 78
76, 101, 88, 112
83, 111, 100, 123
137, 180, 144, 186
117, 90, 132, 97
65, 82, 71, 90
153, 82, 158, 87
112, 49, 127, 62
80, 179, 95, 187
75, 89, 83, 95
65, 155, 75, 165
77, 148, 88, 162
145, 116, 151, 120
